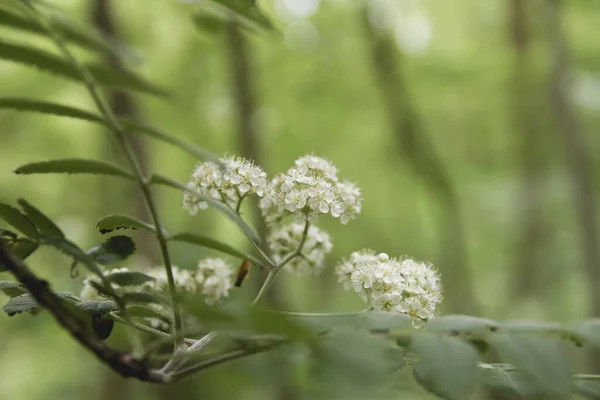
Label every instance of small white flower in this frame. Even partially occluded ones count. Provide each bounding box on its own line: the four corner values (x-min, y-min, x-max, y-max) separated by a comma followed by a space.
267, 222, 333, 275
183, 154, 268, 213
259, 154, 362, 224
196, 258, 233, 305
336, 251, 442, 326
145, 266, 198, 293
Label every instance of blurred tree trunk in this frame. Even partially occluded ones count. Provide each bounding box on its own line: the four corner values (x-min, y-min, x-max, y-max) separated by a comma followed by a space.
546, 0, 600, 373
508, 0, 553, 301
361, 6, 479, 316
91, 1, 188, 399
225, 20, 298, 400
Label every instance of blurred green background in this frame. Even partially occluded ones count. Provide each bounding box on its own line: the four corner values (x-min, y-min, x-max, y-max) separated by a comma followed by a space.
1, 0, 600, 398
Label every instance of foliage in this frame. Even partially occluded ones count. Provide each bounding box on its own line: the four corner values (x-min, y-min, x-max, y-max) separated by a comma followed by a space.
0, 1, 598, 399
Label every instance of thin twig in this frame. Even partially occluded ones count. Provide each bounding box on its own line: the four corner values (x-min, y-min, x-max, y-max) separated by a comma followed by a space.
0, 244, 169, 383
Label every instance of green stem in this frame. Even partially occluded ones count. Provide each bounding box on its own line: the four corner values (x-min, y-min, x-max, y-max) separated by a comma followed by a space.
108, 312, 195, 346
252, 218, 310, 306
22, 1, 184, 349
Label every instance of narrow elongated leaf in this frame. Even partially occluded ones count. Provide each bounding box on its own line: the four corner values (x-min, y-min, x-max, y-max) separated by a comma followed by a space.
86, 235, 136, 265
122, 291, 170, 306
0, 203, 39, 238
0, 41, 167, 97
150, 174, 261, 245
0, 6, 122, 56
18, 199, 63, 238
426, 315, 498, 335
168, 232, 257, 262
121, 305, 169, 320
77, 300, 118, 315
3, 291, 79, 315
488, 333, 571, 396
120, 119, 221, 163
41, 236, 102, 276
96, 214, 156, 234
15, 159, 134, 179
212, 0, 274, 31
0, 98, 218, 161
412, 333, 479, 400
0, 281, 27, 297
105, 271, 155, 287
1, 238, 39, 271
0, 228, 18, 240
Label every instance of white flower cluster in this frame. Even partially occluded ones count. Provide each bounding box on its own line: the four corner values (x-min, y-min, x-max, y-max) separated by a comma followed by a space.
196, 258, 234, 305
80, 267, 131, 300
336, 250, 442, 326
79, 259, 234, 307
267, 222, 333, 275
259, 155, 362, 224
182, 154, 268, 214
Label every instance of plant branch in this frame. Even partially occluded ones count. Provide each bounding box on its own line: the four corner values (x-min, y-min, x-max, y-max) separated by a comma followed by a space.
0, 243, 169, 383
21, 0, 184, 348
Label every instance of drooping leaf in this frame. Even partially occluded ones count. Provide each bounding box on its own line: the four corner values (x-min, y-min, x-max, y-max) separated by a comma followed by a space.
14, 159, 135, 179
17, 199, 63, 238
85, 235, 136, 265
105, 271, 155, 287
150, 173, 261, 245
412, 333, 479, 400
488, 333, 571, 396
0, 98, 218, 161
167, 232, 258, 263
0, 41, 168, 97
0, 281, 27, 297
1, 238, 39, 271
91, 314, 114, 339
0, 203, 39, 238
0, 5, 124, 56
96, 213, 156, 234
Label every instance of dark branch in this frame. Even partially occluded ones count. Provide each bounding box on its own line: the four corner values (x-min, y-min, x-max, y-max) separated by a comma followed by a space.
0, 243, 169, 383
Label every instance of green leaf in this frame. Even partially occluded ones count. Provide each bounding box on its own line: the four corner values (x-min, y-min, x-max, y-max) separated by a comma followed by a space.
105, 271, 155, 287
576, 377, 600, 399
120, 119, 221, 163
480, 363, 546, 398
570, 319, 600, 348
310, 328, 402, 396
1, 238, 39, 271
149, 173, 261, 245
0, 40, 168, 97
121, 305, 169, 320
412, 333, 479, 400
246, 307, 317, 344
488, 333, 571, 396
96, 214, 156, 234
0, 228, 18, 240
122, 291, 170, 306
18, 199, 63, 238
501, 320, 565, 334
2, 293, 38, 315
426, 315, 499, 335
211, 0, 274, 32
77, 300, 118, 315
0, 281, 27, 297
0, 5, 124, 56
0, 203, 39, 238
361, 311, 413, 332
192, 8, 257, 36
86, 235, 136, 265
41, 236, 103, 276
167, 232, 256, 262
15, 159, 134, 179
0, 98, 219, 162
